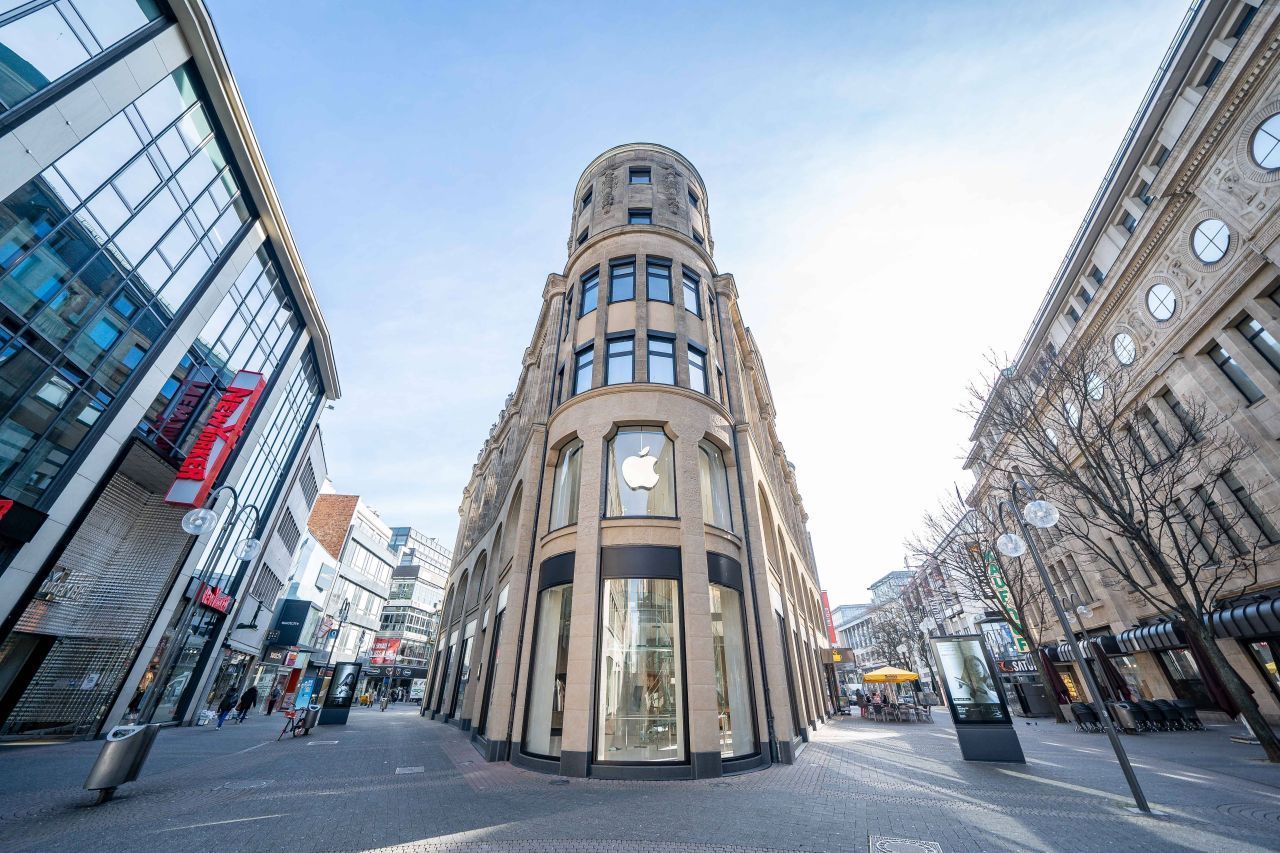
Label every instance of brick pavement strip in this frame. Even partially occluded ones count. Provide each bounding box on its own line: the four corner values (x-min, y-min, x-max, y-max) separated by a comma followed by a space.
0, 705, 1277, 852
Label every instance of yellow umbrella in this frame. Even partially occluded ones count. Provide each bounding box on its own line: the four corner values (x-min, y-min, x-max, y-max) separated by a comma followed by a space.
862, 666, 920, 684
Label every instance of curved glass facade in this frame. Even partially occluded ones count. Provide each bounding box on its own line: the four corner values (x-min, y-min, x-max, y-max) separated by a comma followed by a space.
596, 577, 684, 762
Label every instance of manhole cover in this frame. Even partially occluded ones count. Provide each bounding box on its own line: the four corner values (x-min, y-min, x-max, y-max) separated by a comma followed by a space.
219, 780, 273, 790
869, 837, 943, 853
1217, 803, 1280, 825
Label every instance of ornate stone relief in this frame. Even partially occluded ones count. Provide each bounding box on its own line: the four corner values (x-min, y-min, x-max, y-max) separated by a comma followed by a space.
660, 165, 682, 215
599, 167, 618, 214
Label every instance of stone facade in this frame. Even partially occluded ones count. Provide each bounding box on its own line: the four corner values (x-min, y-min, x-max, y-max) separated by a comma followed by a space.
423, 144, 832, 778
967, 0, 1280, 721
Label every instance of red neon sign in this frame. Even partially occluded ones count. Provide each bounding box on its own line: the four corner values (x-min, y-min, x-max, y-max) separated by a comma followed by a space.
166, 371, 265, 508
199, 583, 233, 614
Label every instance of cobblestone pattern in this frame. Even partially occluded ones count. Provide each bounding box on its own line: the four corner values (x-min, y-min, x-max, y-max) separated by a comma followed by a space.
0, 706, 1277, 852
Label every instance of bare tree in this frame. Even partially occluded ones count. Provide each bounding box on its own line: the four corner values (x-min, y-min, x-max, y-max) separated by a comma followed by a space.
968, 339, 1280, 761
909, 491, 1064, 719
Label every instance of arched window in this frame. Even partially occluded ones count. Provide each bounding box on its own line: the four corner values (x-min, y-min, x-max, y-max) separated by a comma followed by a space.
549, 440, 582, 529
698, 440, 733, 531
606, 427, 675, 517
502, 484, 522, 567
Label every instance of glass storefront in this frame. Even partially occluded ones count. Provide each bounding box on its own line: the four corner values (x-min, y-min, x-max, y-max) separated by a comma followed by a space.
1156, 647, 1214, 710
1245, 640, 1279, 702
710, 583, 754, 757
449, 621, 476, 718
1112, 653, 1153, 700
525, 583, 572, 757
596, 578, 684, 763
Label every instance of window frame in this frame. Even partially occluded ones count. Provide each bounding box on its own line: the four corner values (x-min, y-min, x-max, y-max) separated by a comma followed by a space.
627, 208, 652, 226
647, 334, 676, 385
645, 257, 673, 303
629, 167, 651, 185
608, 258, 636, 303
605, 333, 635, 385
682, 267, 702, 318
580, 267, 600, 316
573, 344, 594, 396
688, 344, 708, 395
1210, 342, 1264, 404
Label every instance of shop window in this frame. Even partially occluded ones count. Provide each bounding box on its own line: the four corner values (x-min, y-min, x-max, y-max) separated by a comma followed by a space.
597, 577, 684, 762
710, 583, 754, 757
548, 439, 582, 530
525, 583, 573, 757
605, 427, 675, 517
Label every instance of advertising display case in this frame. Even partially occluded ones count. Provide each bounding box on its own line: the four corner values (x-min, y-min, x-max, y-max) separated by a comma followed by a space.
929, 635, 1024, 762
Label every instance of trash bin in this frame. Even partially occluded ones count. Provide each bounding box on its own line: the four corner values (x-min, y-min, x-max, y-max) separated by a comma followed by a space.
84, 724, 161, 803
1109, 701, 1139, 734
302, 704, 321, 733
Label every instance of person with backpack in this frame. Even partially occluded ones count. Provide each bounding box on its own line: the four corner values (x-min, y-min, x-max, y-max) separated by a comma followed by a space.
216, 687, 238, 729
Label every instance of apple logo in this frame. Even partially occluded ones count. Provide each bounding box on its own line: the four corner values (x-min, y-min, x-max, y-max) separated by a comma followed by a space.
621, 445, 660, 490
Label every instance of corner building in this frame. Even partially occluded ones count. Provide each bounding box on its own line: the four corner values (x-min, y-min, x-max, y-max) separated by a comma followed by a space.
424, 144, 832, 779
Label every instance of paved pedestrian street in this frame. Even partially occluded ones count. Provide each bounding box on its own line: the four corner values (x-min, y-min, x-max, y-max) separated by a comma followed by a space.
0, 704, 1277, 852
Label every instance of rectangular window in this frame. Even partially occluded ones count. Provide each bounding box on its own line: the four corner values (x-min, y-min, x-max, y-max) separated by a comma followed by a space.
688, 189, 700, 209
580, 268, 599, 315
1066, 306, 1080, 324
1160, 389, 1200, 441
1232, 3, 1258, 39
1153, 145, 1170, 168
646, 258, 672, 302
1196, 483, 1246, 555
648, 336, 675, 385
577, 228, 588, 247
606, 336, 634, 385
1138, 406, 1173, 455
682, 268, 701, 317
1121, 211, 1137, 233
609, 259, 635, 302
692, 228, 704, 246
628, 209, 651, 225
688, 345, 708, 394
580, 187, 592, 209
573, 346, 593, 396
1077, 287, 1093, 305
629, 168, 651, 184
1136, 181, 1153, 205
1211, 343, 1264, 403
1201, 58, 1224, 88
1090, 266, 1105, 285
1238, 316, 1280, 374
1223, 470, 1280, 545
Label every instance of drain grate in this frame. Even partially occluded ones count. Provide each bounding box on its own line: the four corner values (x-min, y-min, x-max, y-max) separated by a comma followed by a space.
869, 837, 943, 853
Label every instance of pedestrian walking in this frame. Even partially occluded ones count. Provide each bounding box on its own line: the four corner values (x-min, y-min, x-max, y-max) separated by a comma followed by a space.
266, 684, 282, 715
235, 685, 258, 723
216, 688, 238, 729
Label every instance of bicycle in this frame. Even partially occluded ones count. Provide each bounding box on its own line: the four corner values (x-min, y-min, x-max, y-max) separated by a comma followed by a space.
276, 704, 319, 740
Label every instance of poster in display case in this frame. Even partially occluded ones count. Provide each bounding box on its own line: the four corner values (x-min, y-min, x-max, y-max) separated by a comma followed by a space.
929, 635, 1025, 762
319, 662, 361, 725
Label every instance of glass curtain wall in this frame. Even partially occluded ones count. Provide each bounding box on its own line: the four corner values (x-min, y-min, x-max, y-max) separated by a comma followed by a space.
547, 438, 581, 529
0, 63, 249, 506
597, 578, 684, 762
524, 583, 572, 757
710, 584, 754, 757
0, 0, 163, 111
605, 427, 674, 517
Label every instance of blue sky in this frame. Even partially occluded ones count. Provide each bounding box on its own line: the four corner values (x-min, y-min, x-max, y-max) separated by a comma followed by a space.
208, 0, 1190, 605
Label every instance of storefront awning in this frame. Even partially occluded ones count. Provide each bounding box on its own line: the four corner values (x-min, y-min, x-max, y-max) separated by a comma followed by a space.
1209, 595, 1280, 640
1040, 644, 1073, 663
1094, 635, 1123, 656
1117, 622, 1185, 652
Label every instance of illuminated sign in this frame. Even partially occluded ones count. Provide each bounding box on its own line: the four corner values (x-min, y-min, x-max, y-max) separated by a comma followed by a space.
165, 371, 265, 508
820, 590, 838, 645
154, 379, 211, 448
198, 583, 233, 614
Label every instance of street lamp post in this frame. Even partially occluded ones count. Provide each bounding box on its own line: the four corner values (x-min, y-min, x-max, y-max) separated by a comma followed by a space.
990, 480, 1152, 815
136, 485, 261, 725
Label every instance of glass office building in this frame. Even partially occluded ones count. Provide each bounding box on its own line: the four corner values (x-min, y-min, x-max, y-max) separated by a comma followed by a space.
0, 0, 338, 738
424, 145, 833, 779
